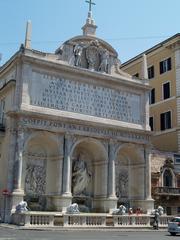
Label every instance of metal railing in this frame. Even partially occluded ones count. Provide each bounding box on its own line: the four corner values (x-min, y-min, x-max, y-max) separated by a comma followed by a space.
153, 187, 180, 195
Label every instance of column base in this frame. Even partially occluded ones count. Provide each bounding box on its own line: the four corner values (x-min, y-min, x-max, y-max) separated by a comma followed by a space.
4, 189, 25, 223
48, 195, 72, 212
93, 196, 118, 213
11, 189, 25, 212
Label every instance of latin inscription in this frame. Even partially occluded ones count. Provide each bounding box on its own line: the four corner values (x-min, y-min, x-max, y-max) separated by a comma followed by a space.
21, 117, 149, 143
30, 72, 141, 124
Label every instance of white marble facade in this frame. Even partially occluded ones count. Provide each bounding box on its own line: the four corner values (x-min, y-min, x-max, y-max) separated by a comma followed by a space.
0, 16, 154, 222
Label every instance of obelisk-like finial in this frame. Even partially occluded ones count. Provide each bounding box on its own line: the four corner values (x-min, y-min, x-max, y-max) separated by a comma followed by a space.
25, 20, 32, 49
141, 54, 148, 79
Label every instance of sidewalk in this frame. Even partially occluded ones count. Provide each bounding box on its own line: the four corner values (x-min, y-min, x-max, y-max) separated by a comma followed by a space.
0, 223, 167, 232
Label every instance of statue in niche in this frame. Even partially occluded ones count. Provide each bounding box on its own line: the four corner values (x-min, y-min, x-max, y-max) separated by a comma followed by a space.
72, 154, 92, 195
85, 40, 100, 71
99, 49, 109, 73
73, 42, 84, 67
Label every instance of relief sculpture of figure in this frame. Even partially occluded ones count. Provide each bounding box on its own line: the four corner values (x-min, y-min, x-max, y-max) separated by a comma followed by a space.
99, 49, 109, 73
74, 42, 84, 67
25, 164, 37, 194
72, 154, 91, 195
85, 40, 100, 70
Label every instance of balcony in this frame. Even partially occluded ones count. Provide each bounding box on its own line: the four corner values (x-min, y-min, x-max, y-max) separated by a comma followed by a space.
153, 187, 180, 196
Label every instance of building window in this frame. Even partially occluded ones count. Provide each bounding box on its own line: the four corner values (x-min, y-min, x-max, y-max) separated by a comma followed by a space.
0, 99, 5, 126
149, 88, 155, 104
163, 169, 173, 187
148, 66, 154, 79
163, 82, 170, 99
160, 57, 171, 74
149, 116, 154, 131
160, 111, 171, 130
177, 207, 180, 214
133, 73, 139, 78
174, 154, 180, 164
177, 178, 180, 188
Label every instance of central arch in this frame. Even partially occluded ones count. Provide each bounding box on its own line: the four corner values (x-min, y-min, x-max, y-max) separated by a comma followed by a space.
70, 138, 108, 212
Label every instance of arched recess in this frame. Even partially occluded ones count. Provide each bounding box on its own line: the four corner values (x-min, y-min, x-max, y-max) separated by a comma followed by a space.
115, 144, 145, 207
22, 131, 60, 210
70, 138, 108, 211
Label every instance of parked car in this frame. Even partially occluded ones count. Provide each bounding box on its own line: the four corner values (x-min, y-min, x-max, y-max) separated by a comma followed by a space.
168, 217, 180, 236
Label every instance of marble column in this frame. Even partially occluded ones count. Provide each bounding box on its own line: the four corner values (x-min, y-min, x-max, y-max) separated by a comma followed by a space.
62, 134, 72, 196
108, 140, 116, 198
10, 128, 25, 215
51, 134, 73, 212
144, 146, 152, 200
56, 156, 63, 194
144, 145, 154, 213
6, 119, 17, 193
13, 128, 25, 193
105, 140, 117, 213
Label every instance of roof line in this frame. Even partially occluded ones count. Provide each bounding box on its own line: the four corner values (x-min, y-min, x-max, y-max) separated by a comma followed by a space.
121, 33, 180, 67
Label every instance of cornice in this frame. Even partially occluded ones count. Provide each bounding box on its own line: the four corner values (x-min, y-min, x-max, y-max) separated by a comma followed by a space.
7, 108, 152, 137
0, 79, 16, 96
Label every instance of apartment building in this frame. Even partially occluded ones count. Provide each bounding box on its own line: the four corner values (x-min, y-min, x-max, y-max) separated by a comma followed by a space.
121, 33, 180, 153
121, 34, 180, 214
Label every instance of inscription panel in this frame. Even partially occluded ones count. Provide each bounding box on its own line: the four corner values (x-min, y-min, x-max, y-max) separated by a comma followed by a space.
20, 117, 150, 143
30, 72, 142, 124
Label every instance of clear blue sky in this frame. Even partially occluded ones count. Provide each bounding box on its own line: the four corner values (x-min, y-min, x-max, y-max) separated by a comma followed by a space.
0, 0, 180, 65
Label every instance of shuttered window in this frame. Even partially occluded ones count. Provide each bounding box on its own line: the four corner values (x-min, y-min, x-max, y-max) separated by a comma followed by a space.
148, 66, 154, 79
149, 88, 155, 104
149, 116, 154, 131
163, 82, 170, 99
160, 58, 171, 74
160, 111, 171, 130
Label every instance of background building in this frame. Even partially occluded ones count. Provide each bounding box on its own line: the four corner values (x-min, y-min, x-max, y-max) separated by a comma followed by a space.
121, 34, 180, 152
151, 150, 180, 215
121, 34, 180, 215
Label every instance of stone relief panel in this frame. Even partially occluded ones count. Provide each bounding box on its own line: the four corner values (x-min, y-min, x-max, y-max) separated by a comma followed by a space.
58, 40, 112, 73
30, 71, 141, 124
25, 153, 47, 195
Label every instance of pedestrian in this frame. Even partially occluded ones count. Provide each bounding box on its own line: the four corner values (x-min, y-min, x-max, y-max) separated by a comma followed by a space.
153, 210, 159, 230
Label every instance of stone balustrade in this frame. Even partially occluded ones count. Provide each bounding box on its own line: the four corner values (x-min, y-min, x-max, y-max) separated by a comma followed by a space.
64, 214, 106, 227
113, 215, 151, 227
11, 212, 174, 228
12, 212, 55, 227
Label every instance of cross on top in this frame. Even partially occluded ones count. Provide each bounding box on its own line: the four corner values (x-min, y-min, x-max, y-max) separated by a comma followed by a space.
85, 0, 96, 12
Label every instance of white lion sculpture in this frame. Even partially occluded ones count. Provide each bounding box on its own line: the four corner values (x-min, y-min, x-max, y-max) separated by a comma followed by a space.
66, 203, 80, 214
151, 205, 164, 216
157, 206, 164, 215
112, 205, 126, 215
15, 200, 28, 213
